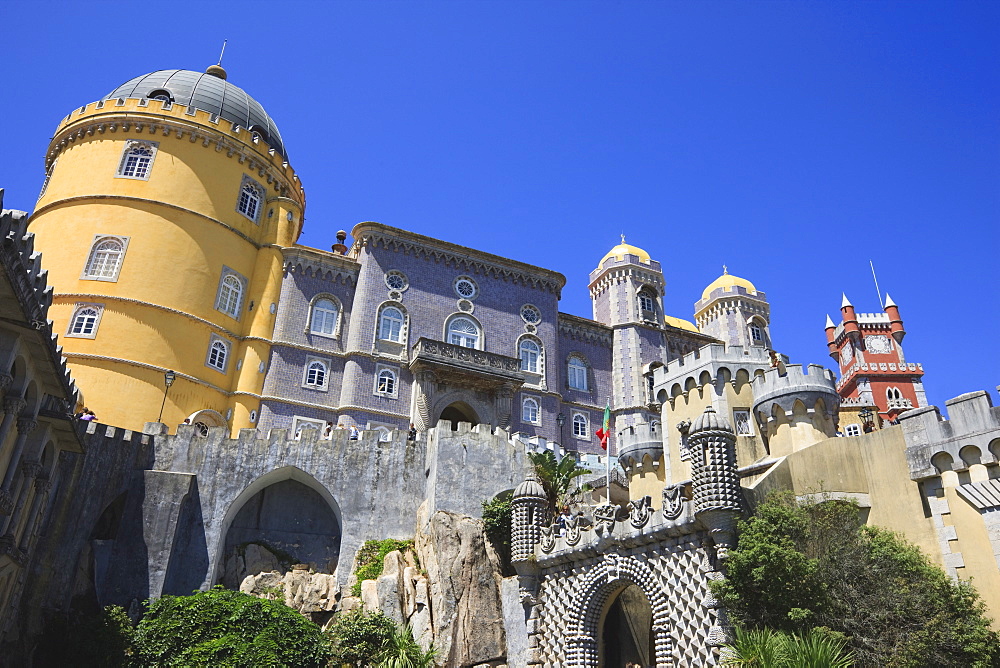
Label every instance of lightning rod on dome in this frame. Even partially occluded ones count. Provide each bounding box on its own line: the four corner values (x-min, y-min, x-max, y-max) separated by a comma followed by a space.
217, 39, 228, 66
870, 259, 884, 310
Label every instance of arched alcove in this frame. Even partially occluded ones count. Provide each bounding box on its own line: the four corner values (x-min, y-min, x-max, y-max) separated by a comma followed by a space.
439, 401, 479, 429
217, 468, 341, 588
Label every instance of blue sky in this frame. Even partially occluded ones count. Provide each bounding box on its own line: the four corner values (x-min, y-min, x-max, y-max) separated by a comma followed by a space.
1, 1, 997, 414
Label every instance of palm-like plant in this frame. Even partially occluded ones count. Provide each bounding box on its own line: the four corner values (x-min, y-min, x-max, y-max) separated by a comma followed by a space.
722, 627, 854, 668
528, 450, 590, 510
375, 624, 437, 668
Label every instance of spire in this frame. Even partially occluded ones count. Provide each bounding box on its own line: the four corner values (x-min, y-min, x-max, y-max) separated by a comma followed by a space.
884, 293, 897, 308
206, 39, 229, 80
722, 264, 728, 275
841, 293, 852, 308
825, 314, 836, 329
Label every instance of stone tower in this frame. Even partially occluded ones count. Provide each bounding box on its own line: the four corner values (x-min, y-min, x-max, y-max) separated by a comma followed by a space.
694, 268, 771, 350
588, 238, 666, 431
751, 364, 840, 457
825, 294, 926, 432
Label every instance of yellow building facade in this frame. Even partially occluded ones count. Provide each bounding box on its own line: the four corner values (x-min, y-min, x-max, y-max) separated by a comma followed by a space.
29, 67, 304, 434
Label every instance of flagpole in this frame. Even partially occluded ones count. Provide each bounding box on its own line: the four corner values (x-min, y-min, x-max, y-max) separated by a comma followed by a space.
606, 398, 611, 503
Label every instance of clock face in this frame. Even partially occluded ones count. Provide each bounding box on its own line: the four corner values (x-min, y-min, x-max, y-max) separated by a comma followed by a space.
840, 344, 854, 366
865, 335, 892, 355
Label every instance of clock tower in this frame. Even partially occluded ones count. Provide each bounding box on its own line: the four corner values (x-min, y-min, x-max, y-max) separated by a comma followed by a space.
824, 294, 927, 433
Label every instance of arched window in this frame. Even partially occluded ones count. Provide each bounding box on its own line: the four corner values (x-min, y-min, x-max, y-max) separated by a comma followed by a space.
638, 290, 656, 313
519, 339, 540, 373
748, 322, 765, 343
887, 387, 902, 401
379, 306, 405, 342
304, 360, 328, 389
116, 140, 158, 180
69, 305, 102, 337
310, 297, 339, 337
83, 236, 127, 280
568, 356, 588, 390
207, 338, 229, 372
216, 272, 244, 318
237, 176, 264, 222
573, 413, 589, 438
522, 397, 539, 424
376, 368, 397, 396
447, 316, 480, 349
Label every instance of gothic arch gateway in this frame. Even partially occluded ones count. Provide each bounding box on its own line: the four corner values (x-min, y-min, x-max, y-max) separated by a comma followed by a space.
568, 554, 674, 668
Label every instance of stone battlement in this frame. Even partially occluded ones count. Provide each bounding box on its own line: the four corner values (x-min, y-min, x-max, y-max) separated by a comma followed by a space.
751, 364, 839, 418
616, 421, 664, 470
901, 391, 1000, 480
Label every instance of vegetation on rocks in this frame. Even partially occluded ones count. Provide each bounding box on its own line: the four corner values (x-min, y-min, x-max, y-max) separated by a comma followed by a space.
327, 610, 436, 668
351, 538, 416, 597
712, 492, 1000, 667
482, 496, 513, 573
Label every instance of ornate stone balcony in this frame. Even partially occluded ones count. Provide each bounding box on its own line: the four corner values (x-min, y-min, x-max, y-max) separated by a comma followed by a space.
409, 338, 525, 389
887, 398, 914, 410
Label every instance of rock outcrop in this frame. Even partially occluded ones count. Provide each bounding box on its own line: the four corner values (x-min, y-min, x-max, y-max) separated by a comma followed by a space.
415, 504, 506, 667
240, 565, 339, 622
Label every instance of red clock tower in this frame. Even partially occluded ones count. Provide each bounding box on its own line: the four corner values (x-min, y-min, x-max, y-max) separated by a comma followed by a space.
825, 294, 927, 433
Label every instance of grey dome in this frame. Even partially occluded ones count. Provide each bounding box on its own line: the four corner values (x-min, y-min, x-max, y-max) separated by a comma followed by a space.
690, 405, 733, 434
513, 472, 546, 500
103, 69, 287, 160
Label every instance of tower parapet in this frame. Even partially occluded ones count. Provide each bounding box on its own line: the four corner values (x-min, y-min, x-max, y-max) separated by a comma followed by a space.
751, 364, 840, 455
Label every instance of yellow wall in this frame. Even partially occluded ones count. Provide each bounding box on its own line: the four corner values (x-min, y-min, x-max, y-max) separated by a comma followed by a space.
28, 98, 303, 435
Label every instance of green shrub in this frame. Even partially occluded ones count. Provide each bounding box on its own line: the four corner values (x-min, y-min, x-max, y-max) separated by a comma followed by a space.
375, 623, 437, 668
130, 586, 330, 667
482, 496, 513, 574
327, 609, 396, 667
351, 539, 415, 597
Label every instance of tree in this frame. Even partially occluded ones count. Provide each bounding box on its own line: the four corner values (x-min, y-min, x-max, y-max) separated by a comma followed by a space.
712, 492, 1000, 667
482, 496, 513, 574
130, 587, 330, 667
528, 450, 589, 510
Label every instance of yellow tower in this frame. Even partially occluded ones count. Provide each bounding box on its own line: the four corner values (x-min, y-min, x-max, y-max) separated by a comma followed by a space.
29, 67, 305, 434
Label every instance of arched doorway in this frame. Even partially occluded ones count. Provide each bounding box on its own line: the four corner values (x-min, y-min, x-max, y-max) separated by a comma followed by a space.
439, 401, 479, 430
220, 478, 341, 588
601, 583, 654, 667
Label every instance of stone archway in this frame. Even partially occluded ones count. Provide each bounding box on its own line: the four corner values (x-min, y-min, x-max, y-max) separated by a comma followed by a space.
439, 401, 479, 429
215, 467, 342, 588
568, 554, 674, 668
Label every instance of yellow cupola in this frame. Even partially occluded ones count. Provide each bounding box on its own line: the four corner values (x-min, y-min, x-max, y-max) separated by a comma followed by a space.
599, 235, 652, 266
701, 267, 757, 300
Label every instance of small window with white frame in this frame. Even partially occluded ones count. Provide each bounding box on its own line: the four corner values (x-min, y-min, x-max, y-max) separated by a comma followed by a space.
522, 397, 540, 424
292, 416, 325, 440
733, 410, 753, 436
66, 303, 104, 339
375, 365, 399, 398
638, 288, 658, 320
748, 318, 767, 345
236, 175, 265, 223
567, 356, 588, 391
205, 335, 231, 373
302, 357, 330, 391
82, 235, 129, 281
446, 315, 481, 349
215, 267, 247, 320
519, 338, 541, 373
378, 305, 406, 343
309, 296, 340, 338
572, 412, 589, 439
116, 140, 158, 180
844, 423, 861, 437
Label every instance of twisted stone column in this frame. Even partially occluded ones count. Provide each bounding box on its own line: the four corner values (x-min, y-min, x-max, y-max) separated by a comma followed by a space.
413, 370, 436, 431
0, 397, 26, 458
2, 460, 40, 537
18, 477, 51, 552
0, 416, 35, 515
496, 383, 514, 430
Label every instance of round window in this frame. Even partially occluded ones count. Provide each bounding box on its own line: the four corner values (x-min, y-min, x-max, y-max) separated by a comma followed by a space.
520, 304, 541, 324
454, 276, 478, 300
385, 271, 408, 291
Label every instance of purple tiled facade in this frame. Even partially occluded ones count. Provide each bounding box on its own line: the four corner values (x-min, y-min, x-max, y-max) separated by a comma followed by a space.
259, 224, 717, 456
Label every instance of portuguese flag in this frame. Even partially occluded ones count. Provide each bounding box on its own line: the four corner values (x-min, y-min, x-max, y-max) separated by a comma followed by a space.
595, 402, 611, 450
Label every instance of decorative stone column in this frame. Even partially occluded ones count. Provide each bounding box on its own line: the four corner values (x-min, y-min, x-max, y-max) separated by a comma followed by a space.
496, 383, 514, 430
18, 477, 50, 552
688, 405, 742, 652
413, 370, 436, 431
0, 373, 12, 397
3, 460, 40, 537
511, 470, 548, 600
0, 415, 35, 515
0, 397, 26, 457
